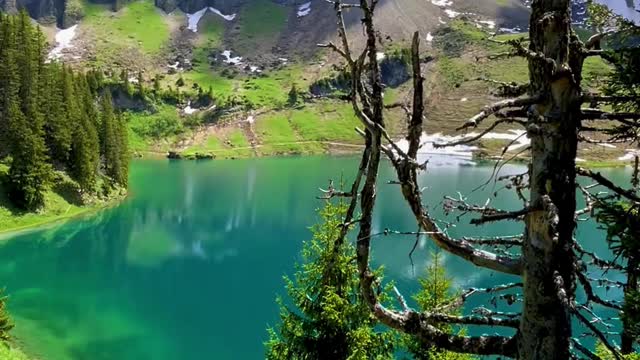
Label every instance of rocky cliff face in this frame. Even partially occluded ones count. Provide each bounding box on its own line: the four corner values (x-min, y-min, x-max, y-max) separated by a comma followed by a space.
1, 0, 58, 23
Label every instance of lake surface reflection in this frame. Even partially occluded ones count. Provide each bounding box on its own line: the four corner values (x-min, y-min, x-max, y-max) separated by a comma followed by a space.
0, 158, 632, 359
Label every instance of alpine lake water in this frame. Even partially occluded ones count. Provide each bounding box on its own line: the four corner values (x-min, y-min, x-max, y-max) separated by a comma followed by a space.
0, 156, 633, 360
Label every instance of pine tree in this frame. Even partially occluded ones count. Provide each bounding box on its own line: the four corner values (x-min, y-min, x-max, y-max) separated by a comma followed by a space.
153, 74, 161, 94
136, 72, 145, 97
44, 65, 75, 164
6, 100, 52, 210
120, 68, 131, 95
405, 253, 474, 360
0, 13, 51, 210
0, 12, 129, 208
288, 84, 299, 106
69, 76, 100, 192
114, 112, 129, 187
100, 92, 127, 187
266, 201, 395, 360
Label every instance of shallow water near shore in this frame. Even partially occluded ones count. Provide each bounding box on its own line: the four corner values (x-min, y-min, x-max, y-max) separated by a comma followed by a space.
0, 157, 631, 359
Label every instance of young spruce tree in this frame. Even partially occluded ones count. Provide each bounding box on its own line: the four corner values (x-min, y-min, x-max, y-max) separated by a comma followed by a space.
404, 253, 474, 360
266, 201, 395, 360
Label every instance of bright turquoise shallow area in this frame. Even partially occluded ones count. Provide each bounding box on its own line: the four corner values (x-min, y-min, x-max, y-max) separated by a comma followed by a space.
0, 157, 632, 359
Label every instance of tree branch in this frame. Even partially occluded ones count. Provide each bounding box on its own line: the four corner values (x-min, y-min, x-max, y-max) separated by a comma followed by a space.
576, 167, 640, 203
457, 95, 541, 130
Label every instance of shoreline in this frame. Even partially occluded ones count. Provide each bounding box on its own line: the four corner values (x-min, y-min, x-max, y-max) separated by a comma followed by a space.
0, 193, 127, 239
1, 151, 632, 238
143, 147, 635, 169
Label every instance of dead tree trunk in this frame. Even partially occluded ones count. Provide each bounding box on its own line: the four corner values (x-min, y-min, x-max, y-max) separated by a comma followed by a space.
518, 1, 580, 358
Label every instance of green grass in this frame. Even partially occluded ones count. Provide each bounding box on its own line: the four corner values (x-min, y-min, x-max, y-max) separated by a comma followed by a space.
0, 345, 31, 360
289, 103, 361, 143
242, 66, 304, 107
0, 166, 121, 235
231, 0, 288, 54
237, 0, 288, 40
227, 128, 250, 148
436, 56, 471, 88
126, 105, 186, 152
254, 113, 306, 155
183, 128, 256, 159
82, 0, 170, 55
183, 135, 226, 155
581, 160, 628, 168
176, 47, 235, 98
197, 15, 225, 48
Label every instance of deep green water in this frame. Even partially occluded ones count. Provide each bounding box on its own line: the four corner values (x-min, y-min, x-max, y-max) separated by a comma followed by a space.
0, 157, 632, 360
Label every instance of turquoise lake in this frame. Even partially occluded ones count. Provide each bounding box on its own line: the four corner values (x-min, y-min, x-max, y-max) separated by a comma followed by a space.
0, 157, 632, 359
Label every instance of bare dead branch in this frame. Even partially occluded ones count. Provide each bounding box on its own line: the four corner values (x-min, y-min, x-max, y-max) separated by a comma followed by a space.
457, 95, 542, 130
475, 77, 530, 97
581, 108, 640, 123
576, 167, 640, 203
393, 286, 409, 312
434, 118, 526, 148
437, 282, 523, 312
461, 236, 523, 247
370, 302, 518, 356
576, 270, 623, 311
572, 307, 622, 360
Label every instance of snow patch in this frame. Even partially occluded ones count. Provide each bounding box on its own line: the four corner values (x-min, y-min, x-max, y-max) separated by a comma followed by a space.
481, 130, 530, 151
297, 2, 311, 17
187, 8, 208, 32
499, 26, 523, 34
395, 130, 530, 166
477, 20, 496, 29
221, 50, 243, 65
619, 150, 640, 161
426, 32, 434, 42
187, 7, 235, 33
208, 7, 236, 21
395, 133, 478, 166
184, 102, 198, 114
444, 9, 460, 18
47, 25, 78, 60
431, 0, 453, 6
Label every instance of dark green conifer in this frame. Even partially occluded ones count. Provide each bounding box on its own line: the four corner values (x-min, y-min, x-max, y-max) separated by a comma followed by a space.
69, 76, 100, 192
153, 74, 161, 94
100, 92, 127, 187
266, 201, 394, 360
137, 72, 145, 97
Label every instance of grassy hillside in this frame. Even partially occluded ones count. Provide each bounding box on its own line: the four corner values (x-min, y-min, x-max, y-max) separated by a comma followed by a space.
0, 345, 31, 360
0, 165, 124, 235
78, 0, 174, 69
48, 0, 628, 165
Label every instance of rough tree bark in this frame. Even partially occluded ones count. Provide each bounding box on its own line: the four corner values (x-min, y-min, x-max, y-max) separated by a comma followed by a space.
518, 0, 580, 358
